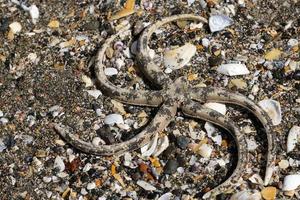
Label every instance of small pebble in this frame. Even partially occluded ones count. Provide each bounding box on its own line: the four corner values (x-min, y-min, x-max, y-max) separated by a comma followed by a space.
176, 136, 190, 149
261, 187, 277, 200
43, 176, 52, 183
198, 144, 213, 158
9, 22, 22, 34
137, 180, 157, 191
86, 90, 102, 99
87, 182, 96, 190
92, 137, 102, 146
293, 70, 300, 80
278, 159, 289, 169
164, 159, 178, 174
54, 156, 65, 172
209, 15, 233, 33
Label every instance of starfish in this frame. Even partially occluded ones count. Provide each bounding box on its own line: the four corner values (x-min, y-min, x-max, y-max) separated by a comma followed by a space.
54, 14, 276, 199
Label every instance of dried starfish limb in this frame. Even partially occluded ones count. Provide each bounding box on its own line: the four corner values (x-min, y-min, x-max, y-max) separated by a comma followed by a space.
190, 87, 276, 185
94, 25, 163, 107
137, 14, 208, 87
182, 100, 248, 199
53, 98, 177, 156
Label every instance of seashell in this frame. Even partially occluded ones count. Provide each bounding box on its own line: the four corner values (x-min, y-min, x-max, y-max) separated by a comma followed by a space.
29, 5, 39, 24
141, 132, 159, 157
104, 114, 124, 125
258, 99, 282, 125
164, 43, 196, 70
137, 180, 157, 191
209, 15, 233, 33
158, 192, 173, 200
104, 67, 118, 76
217, 63, 250, 76
203, 102, 226, 115
282, 175, 300, 191
153, 135, 169, 157
205, 122, 222, 146
198, 144, 213, 158
230, 191, 261, 200
54, 156, 65, 172
86, 90, 102, 99
278, 159, 289, 169
287, 126, 300, 153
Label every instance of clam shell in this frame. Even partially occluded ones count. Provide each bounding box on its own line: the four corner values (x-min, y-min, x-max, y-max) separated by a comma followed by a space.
287, 126, 300, 153
258, 99, 282, 125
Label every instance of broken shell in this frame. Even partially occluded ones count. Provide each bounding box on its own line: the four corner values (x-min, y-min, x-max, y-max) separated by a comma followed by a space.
9, 22, 22, 34
29, 5, 39, 24
104, 67, 118, 76
230, 191, 253, 200
198, 144, 213, 158
158, 192, 173, 200
104, 114, 124, 125
153, 135, 169, 157
217, 63, 250, 76
163, 43, 196, 70
86, 90, 102, 99
141, 132, 159, 157
54, 156, 65, 172
282, 175, 300, 191
205, 122, 222, 146
209, 14, 233, 33
203, 102, 226, 115
258, 99, 282, 125
287, 126, 300, 153
137, 180, 157, 191
278, 159, 289, 169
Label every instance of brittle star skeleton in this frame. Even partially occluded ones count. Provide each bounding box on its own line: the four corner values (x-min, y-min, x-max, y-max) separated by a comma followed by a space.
54, 14, 276, 199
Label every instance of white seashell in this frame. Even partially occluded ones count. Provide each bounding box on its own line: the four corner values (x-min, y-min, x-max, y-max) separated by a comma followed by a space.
209, 15, 233, 33
0, 110, 3, 117
153, 135, 169, 157
287, 126, 300, 153
230, 191, 252, 200
198, 144, 213, 158
92, 137, 102, 146
158, 192, 173, 200
83, 163, 92, 172
123, 152, 132, 167
187, 0, 195, 6
205, 122, 222, 146
81, 75, 93, 87
203, 102, 226, 115
54, 156, 65, 172
202, 38, 210, 47
0, 138, 7, 152
104, 114, 124, 125
9, 22, 22, 34
86, 90, 102, 99
248, 174, 264, 185
288, 39, 298, 47
217, 63, 250, 76
115, 58, 125, 69
137, 180, 157, 191
258, 99, 282, 125
164, 43, 196, 70
282, 175, 300, 191
164, 67, 173, 74
29, 5, 39, 24
141, 132, 159, 157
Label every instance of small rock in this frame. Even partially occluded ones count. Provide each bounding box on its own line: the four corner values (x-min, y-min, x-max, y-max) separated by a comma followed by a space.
230, 78, 247, 89
202, 38, 210, 47
288, 39, 299, 47
246, 139, 259, 151
287, 126, 300, 153
0, 118, 9, 124
278, 159, 289, 169
86, 90, 102, 99
92, 137, 102, 146
105, 47, 114, 58
217, 63, 250, 76
48, 20, 60, 28
293, 70, 300, 80
203, 102, 226, 115
104, 113, 124, 125
258, 99, 282, 126
158, 192, 173, 200
208, 55, 223, 67
265, 49, 282, 61
198, 144, 213, 158
87, 182, 96, 190
137, 180, 157, 191
54, 156, 65, 172
164, 159, 178, 174
176, 136, 190, 149
83, 163, 92, 172
164, 67, 173, 74
261, 187, 277, 200
282, 175, 300, 191
164, 43, 197, 70
81, 75, 93, 87
104, 67, 118, 76
209, 15, 233, 33
0, 110, 3, 117
9, 22, 22, 34
0, 138, 7, 152
43, 176, 52, 183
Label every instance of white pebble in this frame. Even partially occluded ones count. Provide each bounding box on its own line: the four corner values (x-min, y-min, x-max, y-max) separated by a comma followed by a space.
92, 137, 101, 146
203, 102, 226, 115
288, 39, 299, 47
104, 68, 118, 76
278, 159, 289, 169
87, 182, 96, 190
0, 110, 3, 117
0, 138, 7, 152
54, 156, 65, 172
287, 126, 300, 153
86, 90, 102, 99
217, 63, 250, 76
246, 139, 258, 151
104, 113, 124, 125
81, 188, 88, 195
258, 99, 282, 125
83, 163, 92, 172
202, 38, 210, 47
164, 67, 173, 74
0, 118, 9, 124
209, 15, 233, 33
158, 192, 173, 200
